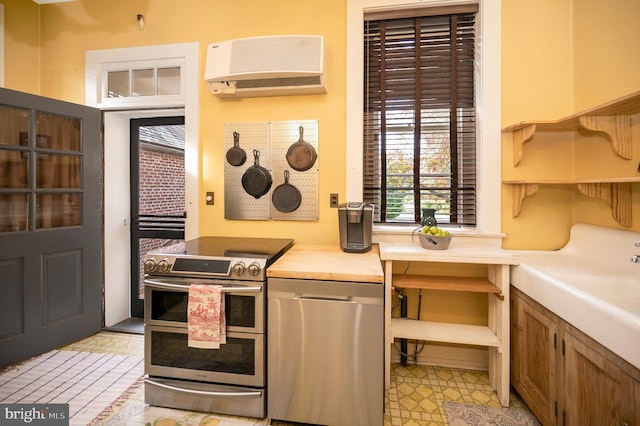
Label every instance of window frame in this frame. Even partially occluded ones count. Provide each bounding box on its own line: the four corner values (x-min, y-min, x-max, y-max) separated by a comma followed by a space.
346, 0, 503, 240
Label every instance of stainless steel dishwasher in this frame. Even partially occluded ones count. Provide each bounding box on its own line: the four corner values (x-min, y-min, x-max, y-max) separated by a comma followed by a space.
268, 277, 383, 426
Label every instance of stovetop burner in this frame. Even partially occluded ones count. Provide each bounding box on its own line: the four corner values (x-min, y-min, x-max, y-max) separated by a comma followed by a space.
184, 236, 294, 262
144, 236, 294, 280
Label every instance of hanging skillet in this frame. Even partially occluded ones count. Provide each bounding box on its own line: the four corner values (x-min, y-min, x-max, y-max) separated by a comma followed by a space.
272, 170, 302, 213
242, 149, 272, 199
226, 131, 247, 167
286, 126, 317, 172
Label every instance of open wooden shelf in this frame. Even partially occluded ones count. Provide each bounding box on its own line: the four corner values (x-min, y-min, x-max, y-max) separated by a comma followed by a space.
391, 318, 501, 347
380, 243, 515, 406
503, 91, 640, 166
392, 274, 503, 299
503, 91, 640, 227
503, 179, 640, 227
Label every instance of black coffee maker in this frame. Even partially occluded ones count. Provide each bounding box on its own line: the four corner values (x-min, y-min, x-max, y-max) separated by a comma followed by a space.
338, 202, 374, 253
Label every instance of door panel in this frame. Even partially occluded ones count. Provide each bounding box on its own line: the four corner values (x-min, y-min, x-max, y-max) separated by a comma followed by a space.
0, 87, 102, 367
512, 289, 557, 426
43, 249, 82, 322
0, 258, 23, 339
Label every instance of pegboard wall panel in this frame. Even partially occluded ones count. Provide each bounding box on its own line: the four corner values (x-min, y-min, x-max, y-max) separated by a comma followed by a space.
224, 120, 318, 221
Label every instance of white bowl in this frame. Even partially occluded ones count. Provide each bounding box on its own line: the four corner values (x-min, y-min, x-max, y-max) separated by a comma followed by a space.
417, 233, 452, 250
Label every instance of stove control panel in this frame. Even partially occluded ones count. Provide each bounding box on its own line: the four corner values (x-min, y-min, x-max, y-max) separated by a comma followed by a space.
143, 254, 267, 281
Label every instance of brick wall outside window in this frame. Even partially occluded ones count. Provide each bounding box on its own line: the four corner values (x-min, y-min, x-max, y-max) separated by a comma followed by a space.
136, 144, 185, 298
139, 145, 185, 216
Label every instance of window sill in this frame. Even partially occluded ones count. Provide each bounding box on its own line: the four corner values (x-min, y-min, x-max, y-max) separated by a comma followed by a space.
373, 224, 506, 248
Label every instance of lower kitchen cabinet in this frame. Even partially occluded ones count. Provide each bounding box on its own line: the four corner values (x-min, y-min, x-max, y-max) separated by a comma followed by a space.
511, 286, 640, 426
511, 286, 558, 425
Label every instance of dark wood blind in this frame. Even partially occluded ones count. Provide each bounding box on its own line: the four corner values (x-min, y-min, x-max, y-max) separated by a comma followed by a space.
363, 10, 477, 225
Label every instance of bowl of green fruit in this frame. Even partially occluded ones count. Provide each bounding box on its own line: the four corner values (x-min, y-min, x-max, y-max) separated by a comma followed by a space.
416, 226, 452, 250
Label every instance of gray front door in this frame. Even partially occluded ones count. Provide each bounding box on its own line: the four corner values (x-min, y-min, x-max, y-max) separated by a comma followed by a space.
0, 88, 102, 367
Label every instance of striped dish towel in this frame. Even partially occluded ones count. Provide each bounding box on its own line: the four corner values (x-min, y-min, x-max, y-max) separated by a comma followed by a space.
187, 284, 226, 349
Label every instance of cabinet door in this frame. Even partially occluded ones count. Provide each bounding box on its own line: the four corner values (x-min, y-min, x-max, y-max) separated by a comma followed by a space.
514, 291, 558, 426
563, 327, 636, 426
510, 292, 521, 387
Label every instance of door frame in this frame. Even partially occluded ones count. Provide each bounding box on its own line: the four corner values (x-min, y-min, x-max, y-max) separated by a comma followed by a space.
86, 42, 199, 326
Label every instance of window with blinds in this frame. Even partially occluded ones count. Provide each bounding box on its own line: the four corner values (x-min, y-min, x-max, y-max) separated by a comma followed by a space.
363, 6, 477, 225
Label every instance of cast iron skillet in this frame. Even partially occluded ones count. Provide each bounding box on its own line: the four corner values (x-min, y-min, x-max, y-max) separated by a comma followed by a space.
226, 131, 247, 167
242, 149, 272, 199
286, 126, 317, 172
272, 169, 302, 213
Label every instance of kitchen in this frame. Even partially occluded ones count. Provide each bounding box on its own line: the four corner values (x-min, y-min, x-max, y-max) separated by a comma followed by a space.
1, 0, 640, 425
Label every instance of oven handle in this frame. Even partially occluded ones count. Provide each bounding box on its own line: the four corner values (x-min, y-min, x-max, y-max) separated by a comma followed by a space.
144, 377, 263, 398
144, 279, 262, 293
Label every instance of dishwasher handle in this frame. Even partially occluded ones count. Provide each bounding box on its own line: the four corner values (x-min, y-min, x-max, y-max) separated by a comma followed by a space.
295, 295, 353, 302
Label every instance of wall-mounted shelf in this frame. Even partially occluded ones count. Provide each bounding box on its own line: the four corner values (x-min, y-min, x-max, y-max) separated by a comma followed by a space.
503, 91, 640, 166
503, 178, 640, 227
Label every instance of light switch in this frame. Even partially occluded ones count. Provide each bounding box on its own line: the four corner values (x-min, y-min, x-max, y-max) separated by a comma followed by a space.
206, 192, 214, 206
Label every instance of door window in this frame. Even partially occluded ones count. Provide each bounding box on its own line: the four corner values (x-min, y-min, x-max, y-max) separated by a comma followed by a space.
0, 105, 29, 232
34, 112, 83, 229
0, 105, 83, 231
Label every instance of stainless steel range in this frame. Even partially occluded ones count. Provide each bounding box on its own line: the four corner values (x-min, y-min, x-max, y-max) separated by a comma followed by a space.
142, 236, 293, 418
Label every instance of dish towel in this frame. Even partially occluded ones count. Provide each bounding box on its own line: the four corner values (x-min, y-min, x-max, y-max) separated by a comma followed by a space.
187, 284, 226, 349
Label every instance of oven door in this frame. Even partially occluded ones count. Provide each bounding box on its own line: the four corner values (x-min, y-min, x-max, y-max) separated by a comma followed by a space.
145, 325, 264, 387
144, 276, 264, 333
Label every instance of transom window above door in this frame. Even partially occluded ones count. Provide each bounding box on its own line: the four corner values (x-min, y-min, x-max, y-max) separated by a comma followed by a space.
107, 66, 181, 98
94, 58, 186, 108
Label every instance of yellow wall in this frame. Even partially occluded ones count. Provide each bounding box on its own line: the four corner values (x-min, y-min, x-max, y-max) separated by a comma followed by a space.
501, 0, 640, 249
3, 0, 639, 248
572, 0, 640, 109
571, 0, 640, 232
2, 0, 348, 244
2, 0, 40, 94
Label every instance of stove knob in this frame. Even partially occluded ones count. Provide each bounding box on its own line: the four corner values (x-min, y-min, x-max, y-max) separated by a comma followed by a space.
156, 259, 171, 273
144, 258, 157, 273
233, 262, 246, 276
247, 262, 261, 276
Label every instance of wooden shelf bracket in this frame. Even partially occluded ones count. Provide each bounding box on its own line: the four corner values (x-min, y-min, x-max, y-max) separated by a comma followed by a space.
511, 183, 540, 218
577, 182, 632, 227
579, 115, 633, 160
513, 124, 536, 166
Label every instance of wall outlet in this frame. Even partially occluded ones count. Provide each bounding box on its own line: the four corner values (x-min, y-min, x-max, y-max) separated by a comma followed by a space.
330, 193, 339, 208
206, 192, 214, 206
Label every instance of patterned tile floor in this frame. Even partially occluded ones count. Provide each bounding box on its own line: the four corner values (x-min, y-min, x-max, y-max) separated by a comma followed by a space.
60, 331, 535, 425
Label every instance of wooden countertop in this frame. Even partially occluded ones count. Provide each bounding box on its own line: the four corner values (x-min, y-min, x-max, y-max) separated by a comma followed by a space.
379, 242, 520, 265
267, 244, 384, 283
